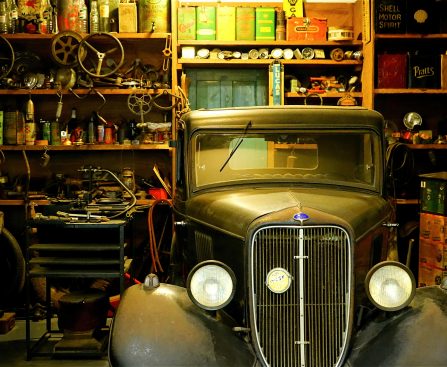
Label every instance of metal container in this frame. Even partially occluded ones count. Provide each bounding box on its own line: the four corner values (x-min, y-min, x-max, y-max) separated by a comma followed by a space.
138, 0, 170, 33
57, 0, 80, 31
4, 110, 24, 145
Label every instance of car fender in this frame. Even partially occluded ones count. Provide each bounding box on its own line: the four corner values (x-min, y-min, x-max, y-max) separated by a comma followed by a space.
345, 286, 447, 367
108, 282, 256, 367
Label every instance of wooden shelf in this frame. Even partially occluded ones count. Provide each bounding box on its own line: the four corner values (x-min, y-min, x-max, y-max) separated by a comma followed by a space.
0, 198, 164, 206
375, 33, 447, 40
393, 198, 419, 205
178, 40, 363, 47
0, 88, 171, 95
405, 144, 447, 150
375, 89, 447, 95
2, 32, 171, 40
178, 59, 362, 68
0, 143, 170, 151
285, 92, 362, 98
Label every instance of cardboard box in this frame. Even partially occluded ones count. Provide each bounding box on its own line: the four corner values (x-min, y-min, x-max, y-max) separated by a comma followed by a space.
418, 262, 447, 287
196, 6, 216, 40
0, 312, 15, 334
419, 212, 445, 242
236, 7, 255, 41
255, 7, 275, 40
286, 17, 327, 41
118, 3, 137, 33
408, 53, 440, 89
305, 2, 353, 29
216, 6, 236, 41
419, 238, 447, 269
375, 0, 406, 34
177, 6, 196, 40
377, 53, 407, 88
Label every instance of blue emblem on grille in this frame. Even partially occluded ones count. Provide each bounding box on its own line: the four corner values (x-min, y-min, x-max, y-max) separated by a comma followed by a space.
293, 212, 309, 222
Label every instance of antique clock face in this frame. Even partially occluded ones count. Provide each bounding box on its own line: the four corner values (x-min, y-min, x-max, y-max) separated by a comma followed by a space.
301, 47, 315, 60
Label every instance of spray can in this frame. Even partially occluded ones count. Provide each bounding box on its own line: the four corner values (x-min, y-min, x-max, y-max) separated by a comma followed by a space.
50, 121, 60, 145
97, 123, 104, 143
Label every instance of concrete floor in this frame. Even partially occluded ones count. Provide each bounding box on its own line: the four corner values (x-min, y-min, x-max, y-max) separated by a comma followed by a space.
0, 318, 109, 367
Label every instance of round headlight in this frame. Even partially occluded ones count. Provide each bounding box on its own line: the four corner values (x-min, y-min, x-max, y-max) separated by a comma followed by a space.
365, 261, 416, 311
187, 261, 236, 311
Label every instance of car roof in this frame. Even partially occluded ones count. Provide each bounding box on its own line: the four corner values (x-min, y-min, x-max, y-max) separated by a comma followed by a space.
180, 106, 385, 135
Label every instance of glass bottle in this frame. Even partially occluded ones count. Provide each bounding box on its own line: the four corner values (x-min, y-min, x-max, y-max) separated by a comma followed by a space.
41, 0, 53, 34
89, 0, 99, 33
78, 0, 88, 33
0, 0, 8, 34
99, 0, 109, 32
7, 0, 17, 34
67, 107, 81, 143
87, 112, 97, 144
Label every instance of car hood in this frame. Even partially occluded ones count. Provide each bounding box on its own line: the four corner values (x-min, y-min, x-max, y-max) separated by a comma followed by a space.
183, 187, 391, 240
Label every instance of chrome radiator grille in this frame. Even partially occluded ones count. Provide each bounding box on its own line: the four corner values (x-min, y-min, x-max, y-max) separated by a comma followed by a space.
250, 226, 351, 367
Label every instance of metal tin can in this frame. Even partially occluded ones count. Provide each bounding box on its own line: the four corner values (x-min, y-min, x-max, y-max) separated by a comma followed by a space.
97, 124, 105, 143
138, 0, 170, 33
4, 110, 17, 145
104, 126, 113, 144
51, 121, 61, 145
57, 0, 80, 31
25, 122, 36, 145
42, 120, 51, 141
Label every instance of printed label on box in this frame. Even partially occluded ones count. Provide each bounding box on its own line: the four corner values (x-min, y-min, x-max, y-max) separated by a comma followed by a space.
236, 7, 255, 41
286, 17, 327, 41
255, 7, 275, 40
178, 6, 196, 40
196, 6, 216, 40
375, 0, 406, 34
216, 6, 236, 41
377, 53, 408, 88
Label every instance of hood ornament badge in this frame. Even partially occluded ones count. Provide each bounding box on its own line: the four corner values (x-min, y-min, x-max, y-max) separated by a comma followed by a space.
293, 202, 309, 224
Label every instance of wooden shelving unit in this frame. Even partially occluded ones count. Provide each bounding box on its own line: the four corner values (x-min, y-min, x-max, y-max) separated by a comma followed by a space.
0, 143, 170, 150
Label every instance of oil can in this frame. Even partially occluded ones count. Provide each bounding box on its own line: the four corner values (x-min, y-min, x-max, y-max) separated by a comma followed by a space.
138, 0, 170, 33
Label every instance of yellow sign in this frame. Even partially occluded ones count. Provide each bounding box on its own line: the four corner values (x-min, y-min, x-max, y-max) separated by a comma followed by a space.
283, 0, 304, 18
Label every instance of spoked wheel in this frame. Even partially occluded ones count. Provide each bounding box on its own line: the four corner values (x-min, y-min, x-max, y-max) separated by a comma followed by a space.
0, 36, 14, 78
51, 30, 84, 67
78, 32, 124, 78
127, 93, 153, 115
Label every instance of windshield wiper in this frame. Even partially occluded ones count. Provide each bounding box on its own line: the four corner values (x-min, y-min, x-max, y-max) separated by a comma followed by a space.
219, 120, 252, 172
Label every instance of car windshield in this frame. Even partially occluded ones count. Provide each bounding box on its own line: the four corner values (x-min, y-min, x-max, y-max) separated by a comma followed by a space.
192, 129, 380, 192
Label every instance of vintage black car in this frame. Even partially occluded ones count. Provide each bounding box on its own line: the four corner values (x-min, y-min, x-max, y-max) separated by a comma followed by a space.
109, 106, 447, 367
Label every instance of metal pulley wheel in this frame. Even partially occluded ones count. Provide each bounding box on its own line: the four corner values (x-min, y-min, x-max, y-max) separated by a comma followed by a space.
304, 93, 323, 105
0, 36, 14, 78
78, 32, 125, 78
51, 31, 84, 67
128, 93, 153, 115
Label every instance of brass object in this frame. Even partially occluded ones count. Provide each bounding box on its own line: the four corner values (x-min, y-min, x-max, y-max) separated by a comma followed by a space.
330, 48, 345, 62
